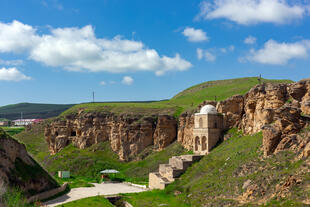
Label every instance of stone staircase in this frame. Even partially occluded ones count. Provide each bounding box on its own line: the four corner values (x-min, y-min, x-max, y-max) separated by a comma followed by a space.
149, 154, 203, 189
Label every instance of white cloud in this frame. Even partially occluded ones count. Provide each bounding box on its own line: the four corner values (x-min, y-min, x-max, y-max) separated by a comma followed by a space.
99, 81, 106, 85
0, 67, 31, 81
182, 27, 208, 42
205, 51, 216, 62
245, 39, 310, 65
0, 20, 39, 53
0, 20, 192, 75
197, 48, 204, 60
197, 0, 307, 25
0, 59, 23, 66
122, 76, 134, 85
244, 36, 257, 44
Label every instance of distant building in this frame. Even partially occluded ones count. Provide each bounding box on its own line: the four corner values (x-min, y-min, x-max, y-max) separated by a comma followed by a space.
0, 121, 9, 126
193, 105, 223, 155
12, 119, 43, 126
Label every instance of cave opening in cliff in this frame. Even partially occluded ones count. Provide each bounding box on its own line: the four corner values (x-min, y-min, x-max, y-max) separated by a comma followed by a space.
71, 131, 77, 136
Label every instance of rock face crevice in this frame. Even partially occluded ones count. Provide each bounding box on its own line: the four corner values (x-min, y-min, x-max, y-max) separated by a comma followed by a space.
45, 113, 177, 161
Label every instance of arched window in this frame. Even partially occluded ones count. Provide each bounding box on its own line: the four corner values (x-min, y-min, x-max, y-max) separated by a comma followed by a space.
199, 118, 203, 128
195, 136, 200, 151
202, 136, 207, 151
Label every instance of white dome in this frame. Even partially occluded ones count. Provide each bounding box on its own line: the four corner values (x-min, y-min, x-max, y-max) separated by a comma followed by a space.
199, 105, 217, 114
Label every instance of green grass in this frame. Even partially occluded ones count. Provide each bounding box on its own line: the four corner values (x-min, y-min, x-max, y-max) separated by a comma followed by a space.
0, 102, 75, 120
55, 196, 114, 207
1, 188, 38, 207
15, 123, 189, 188
61, 77, 293, 117
1, 126, 24, 136
40, 141, 188, 187
14, 123, 50, 161
121, 129, 309, 206
122, 190, 190, 207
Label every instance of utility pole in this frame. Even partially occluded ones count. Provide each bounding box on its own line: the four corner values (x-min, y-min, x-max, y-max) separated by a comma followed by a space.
92, 91, 95, 103
21, 112, 23, 126
258, 74, 262, 85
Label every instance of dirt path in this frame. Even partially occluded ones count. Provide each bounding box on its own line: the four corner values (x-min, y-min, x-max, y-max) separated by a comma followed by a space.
43, 183, 147, 207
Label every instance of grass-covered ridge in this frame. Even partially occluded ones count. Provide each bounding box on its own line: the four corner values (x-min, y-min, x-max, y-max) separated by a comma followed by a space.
0, 102, 75, 120
61, 77, 293, 117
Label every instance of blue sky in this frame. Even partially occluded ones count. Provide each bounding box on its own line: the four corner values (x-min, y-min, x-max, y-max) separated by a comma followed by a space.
0, 0, 310, 106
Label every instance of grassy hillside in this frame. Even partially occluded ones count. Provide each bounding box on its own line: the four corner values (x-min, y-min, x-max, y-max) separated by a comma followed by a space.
121, 129, 310, 206
0, 103, 75, 120
61, 77, 292, 117
15, 123, 188, 186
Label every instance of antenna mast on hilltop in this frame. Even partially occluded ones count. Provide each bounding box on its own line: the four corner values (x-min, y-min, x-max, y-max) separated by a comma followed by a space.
258, 74, 262, 85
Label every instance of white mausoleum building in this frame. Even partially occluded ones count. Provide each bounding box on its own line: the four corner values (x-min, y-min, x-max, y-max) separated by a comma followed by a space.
193, 105, 223, 155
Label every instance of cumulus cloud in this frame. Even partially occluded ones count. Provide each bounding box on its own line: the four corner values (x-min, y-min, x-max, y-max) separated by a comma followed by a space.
244, 36, 257, 44
122, 76, 134, 85
182, 27, 208, 42
0, 67, 31, 81
99, 81, 106, 85
197, 48, 216, 62
245, 39, 310, 65
0, 20, 192, 75
205, 51, 216, 62
197, 48, 204, 60
197, 0, 307, 25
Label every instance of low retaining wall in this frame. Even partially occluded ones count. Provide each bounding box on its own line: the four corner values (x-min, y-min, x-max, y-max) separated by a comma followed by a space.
124, 182, 147, 189
27, 183, 68, 203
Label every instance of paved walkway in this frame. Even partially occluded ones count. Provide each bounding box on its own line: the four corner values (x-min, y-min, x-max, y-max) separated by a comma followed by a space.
43, 183, 147, 207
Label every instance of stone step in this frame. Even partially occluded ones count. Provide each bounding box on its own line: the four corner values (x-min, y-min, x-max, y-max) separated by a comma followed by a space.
159, 164, 184, 181
180, 154, 204, 162
169, 156, 193, 171
149, 172, 171, 190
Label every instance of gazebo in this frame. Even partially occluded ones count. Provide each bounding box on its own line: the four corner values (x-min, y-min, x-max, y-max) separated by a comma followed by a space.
100, 169, 119, 180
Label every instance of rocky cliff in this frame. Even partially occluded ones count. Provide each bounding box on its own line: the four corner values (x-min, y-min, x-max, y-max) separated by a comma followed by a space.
0, 128, 58, 197
178, 79, 310, 158
45, 113, 177, 161
45, 79, 310, 160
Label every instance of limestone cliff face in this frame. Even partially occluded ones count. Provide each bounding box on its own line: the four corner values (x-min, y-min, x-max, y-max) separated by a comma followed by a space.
45, 113, 177, 161
45, 79, 310, 160
177, 113, 194, 150
0, 128, 58, 197
176, 79, 310, 157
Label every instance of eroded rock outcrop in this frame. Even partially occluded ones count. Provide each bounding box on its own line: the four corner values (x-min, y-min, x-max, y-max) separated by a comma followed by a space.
45, 79, 310, 160
216, 95, 244, 129
45, 113, 177, 161
177, 113, 194, 150
0, 128, 58, 197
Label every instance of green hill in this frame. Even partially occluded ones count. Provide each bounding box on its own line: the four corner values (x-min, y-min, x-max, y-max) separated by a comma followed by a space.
121, 128, 310, 206
61, 77, 292, 117
0, 103, 75, 120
